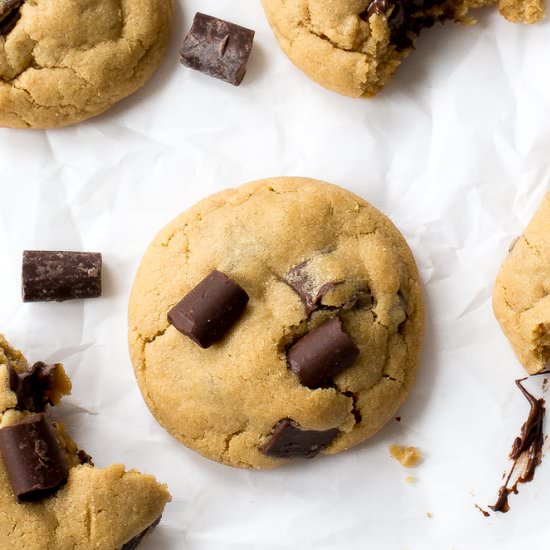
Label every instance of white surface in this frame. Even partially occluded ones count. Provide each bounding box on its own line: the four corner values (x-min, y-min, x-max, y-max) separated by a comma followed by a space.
1, 1, 550, 549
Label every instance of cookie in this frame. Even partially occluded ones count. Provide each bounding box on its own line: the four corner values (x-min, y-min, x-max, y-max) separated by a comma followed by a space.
0, 0, 172, 129
0, 335, 171, 549
493, 193, 550, 374
261, 0, 546, 98
128, 177, 424, 469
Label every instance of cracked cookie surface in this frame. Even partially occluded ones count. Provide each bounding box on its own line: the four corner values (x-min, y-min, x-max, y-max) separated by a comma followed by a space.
0, 335, 171, 549
128, 177, 424, 469
261, 0, 545, 98
493, 193, 550, 374
0, 0, 172, 128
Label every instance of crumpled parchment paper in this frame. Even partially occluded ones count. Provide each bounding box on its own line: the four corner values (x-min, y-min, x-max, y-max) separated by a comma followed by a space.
1, 1, 549, 548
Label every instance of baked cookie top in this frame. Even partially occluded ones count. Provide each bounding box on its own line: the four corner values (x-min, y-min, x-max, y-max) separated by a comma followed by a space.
129, 178, 424, 469
0, 0, 172, 129
0, 335, 171, 550
261, 0, 545, 98
493, 193, 550, 374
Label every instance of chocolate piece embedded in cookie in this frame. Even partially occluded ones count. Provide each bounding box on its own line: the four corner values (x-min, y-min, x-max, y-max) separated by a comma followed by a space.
260, 419, 339, 458
362, 0, 448, 50
287, 317, 359, 389
168, 270, 249, 348
180, 12, 255, 86
0, 0, 23, 36
262, 0, 544, 99
22, 250, 102, 302
284, 260, 342, 315
0, 413, 68, 502
120, 516, 162, 550
8, 361, 70, 411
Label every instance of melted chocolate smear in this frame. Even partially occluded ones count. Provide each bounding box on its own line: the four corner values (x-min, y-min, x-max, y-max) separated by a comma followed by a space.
488, 377, 546, 513
361, 0, 448, 50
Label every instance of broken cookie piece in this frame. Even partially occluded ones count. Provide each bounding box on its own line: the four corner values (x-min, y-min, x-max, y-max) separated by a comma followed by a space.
0, 335, 171, 548
493, 193, 550, 374
262, 0, 545, 98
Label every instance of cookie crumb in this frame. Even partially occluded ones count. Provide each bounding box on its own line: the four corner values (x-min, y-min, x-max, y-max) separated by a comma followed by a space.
405, 475, 417, 484
426, 512, 432, 518
390, 444, 422, 468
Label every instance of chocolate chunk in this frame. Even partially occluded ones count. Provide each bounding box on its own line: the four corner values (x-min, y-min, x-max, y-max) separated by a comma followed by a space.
76, 449, 94, 466
120, 516, 162, 550
168, 270, 249, 348
284, 261, 342, 315
8, 362, 61, 412
180, 12, 255, 86
287, 317, 359, 389
0, 413, 68, 502
0, 0, 23, 36
260, 419, 339, 459
22, 250, 102, 302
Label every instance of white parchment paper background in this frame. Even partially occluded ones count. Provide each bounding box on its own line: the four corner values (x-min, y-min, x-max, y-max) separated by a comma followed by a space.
1, 1, 550, 548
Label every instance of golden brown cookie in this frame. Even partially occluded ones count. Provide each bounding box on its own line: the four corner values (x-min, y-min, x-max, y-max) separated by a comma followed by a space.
261, 0, 546, 98
129, 177, 424, 469
0, 0, 173, 128
0, 335, 171, 549
493, 193, 550, 374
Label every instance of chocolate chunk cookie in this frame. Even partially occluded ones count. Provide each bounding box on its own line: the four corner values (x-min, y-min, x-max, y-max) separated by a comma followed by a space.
0, 335, 171, 549
129, 178, 424, 469
261, 0, 545, 98
0, 0, 172, 128
493, 193, 550, 374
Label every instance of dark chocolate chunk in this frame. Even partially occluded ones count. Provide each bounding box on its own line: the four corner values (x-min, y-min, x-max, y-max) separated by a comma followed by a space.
180, 12, 255, 86
22, 250, 102, 302
260, 419, 338, 459
0, 0, 23, 36
8, 361, 61, 412
284, 260, 342, 315
76, 449, 94, 466
287, 317, 359, 389
0, 413, 68, 502
120, 516, 162, 550
168, 270, 249, 348
488, 377, 546, 513
361, 0, 447, 50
